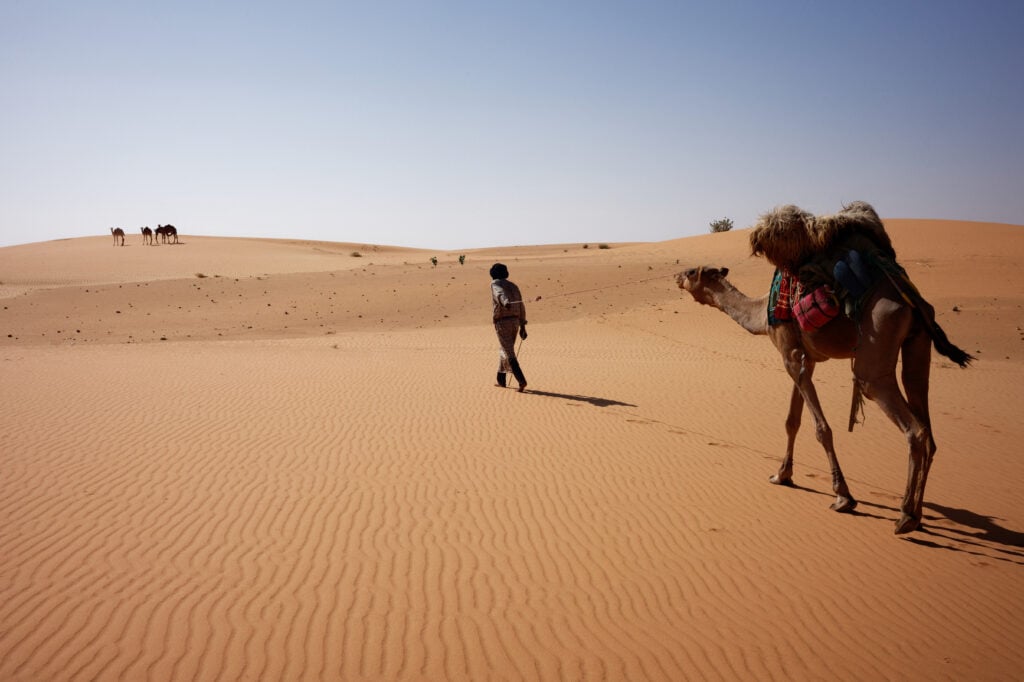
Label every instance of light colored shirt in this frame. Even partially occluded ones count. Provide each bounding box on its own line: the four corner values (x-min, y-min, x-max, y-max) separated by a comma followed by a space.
491, 279, 527, 324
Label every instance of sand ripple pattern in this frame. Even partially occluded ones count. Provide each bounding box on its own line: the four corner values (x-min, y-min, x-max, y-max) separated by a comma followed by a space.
2, 322, 1023, 681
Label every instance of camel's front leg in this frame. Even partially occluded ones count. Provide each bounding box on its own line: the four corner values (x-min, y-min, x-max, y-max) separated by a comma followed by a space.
770, 383, 802, 486
785, 353, 857, 513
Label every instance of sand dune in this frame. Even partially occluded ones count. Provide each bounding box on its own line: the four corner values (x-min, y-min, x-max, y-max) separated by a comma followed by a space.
2, 220, 1023, 680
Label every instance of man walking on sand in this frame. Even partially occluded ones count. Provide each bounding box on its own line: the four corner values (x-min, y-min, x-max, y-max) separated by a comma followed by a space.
490, 263, 528, 392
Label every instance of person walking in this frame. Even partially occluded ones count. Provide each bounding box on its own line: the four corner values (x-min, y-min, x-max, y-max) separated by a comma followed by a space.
490, 263, 528, 392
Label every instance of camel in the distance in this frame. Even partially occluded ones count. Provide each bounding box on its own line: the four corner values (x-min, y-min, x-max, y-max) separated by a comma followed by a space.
110, 227, 125, 246
141, 226, 153, 245
155, 224, 179, 244
676, 235, 972, 535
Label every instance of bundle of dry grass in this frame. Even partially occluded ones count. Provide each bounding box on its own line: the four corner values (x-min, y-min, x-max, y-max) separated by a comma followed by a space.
749, 201, 894, 272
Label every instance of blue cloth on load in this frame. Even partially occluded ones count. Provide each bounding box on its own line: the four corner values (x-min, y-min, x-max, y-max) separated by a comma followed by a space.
833, 250, 872, 299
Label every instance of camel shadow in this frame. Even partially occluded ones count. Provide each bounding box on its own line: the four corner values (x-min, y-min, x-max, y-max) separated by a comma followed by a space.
903, 526, 1024, 565
920, 501, 1024, 550
522, 389, 636, 408
785, 487, 1024, 561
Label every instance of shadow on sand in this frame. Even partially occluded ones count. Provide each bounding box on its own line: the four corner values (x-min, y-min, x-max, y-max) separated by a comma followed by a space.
776, 485, 1024, 562
522, 389, 636, 409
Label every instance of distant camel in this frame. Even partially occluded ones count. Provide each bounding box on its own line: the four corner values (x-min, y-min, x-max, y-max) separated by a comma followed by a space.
141, 226, 153, 245
156, 224, 179, 244
675, 204, 972, 535
110, 227, 125, 246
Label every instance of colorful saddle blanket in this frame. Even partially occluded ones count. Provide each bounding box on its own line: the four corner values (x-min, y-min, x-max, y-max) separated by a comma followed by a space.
768, 269, 796, 325
768, 269, 840, 332
768, 247, 907, 332
793, 285, 840, 332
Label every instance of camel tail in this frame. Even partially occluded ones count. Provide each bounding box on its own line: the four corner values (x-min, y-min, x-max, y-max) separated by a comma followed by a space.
848, 380, 865, 432
930, 322, 975, 367
883, 269, 975, 368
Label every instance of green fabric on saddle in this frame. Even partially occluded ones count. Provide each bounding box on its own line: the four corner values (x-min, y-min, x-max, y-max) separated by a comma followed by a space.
768, 269, 796, 326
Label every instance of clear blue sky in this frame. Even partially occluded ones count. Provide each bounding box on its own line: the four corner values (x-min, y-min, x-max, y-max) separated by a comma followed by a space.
2, 1, 1022, 249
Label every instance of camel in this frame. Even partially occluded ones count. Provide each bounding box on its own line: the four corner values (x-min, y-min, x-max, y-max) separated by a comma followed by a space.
156, 224, 179, 244
676, 244, 972, 535
141, 226, 153, 245
110, 227, 125, 246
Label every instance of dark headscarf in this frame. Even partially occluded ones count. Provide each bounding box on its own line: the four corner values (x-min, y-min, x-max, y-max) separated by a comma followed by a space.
489, 263, 509, 280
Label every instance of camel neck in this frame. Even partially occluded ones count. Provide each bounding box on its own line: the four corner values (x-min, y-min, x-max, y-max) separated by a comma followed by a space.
704, 278, 769, 335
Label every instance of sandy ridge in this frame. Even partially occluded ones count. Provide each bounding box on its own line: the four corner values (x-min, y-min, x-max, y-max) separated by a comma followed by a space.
2, 220, 1023, 680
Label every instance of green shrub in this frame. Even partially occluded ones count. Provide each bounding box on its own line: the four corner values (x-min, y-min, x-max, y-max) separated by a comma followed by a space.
709, 217, 734, 233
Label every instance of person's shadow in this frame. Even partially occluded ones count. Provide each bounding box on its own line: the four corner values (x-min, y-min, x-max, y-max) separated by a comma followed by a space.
523, 389, 636, 408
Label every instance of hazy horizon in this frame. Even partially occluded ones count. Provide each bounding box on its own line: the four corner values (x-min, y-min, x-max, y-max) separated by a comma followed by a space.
3, 1, 1023, 250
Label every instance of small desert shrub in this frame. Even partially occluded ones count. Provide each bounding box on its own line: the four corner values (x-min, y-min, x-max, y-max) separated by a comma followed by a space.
458, 254, 466, 265
598, 243, 610, 250
195, 273, 207, 278
709, 217, 734, 233
351, 251, 362, 257
430, 256, 438, 267
582, 244, 589, 249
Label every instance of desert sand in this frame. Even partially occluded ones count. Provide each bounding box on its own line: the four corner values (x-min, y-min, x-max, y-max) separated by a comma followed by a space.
1, 220, 1022, 681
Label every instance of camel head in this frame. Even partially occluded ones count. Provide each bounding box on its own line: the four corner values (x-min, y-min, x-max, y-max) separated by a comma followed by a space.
675, 266, 729, 291
675, 266, 730, 305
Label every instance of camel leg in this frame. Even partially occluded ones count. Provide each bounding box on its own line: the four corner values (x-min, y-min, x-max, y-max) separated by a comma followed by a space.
770, 383, 803, 486
784, 353, 856, 512
860, 372, 932, 534
902, 330, 936, 521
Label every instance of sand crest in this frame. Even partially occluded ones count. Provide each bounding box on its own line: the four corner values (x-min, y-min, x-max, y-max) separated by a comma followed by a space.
2, 221, 1023, 680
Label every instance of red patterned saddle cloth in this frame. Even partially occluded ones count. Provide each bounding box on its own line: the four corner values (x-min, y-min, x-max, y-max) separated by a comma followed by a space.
769, 270, 840, 332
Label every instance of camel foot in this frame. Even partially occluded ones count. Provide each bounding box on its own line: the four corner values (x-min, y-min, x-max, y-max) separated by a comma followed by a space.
769, 473, 793, 486
894, 514, 921, 535
829, 495, 858, 513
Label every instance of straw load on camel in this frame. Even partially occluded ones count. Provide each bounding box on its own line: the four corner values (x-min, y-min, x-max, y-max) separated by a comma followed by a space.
749, 200, 894, 274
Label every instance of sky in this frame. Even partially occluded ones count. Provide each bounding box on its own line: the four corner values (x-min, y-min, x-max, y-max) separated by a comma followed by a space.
2, 0, 1022, 250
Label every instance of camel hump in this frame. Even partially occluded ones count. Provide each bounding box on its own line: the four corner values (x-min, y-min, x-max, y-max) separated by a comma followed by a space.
814, 202, 894, 260
750, 201, 894, 272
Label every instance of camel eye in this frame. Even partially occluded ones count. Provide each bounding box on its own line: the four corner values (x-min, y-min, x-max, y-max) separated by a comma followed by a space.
685, 268, 697, 277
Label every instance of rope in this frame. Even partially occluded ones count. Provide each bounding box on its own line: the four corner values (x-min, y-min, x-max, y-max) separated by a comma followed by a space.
504, 268, 678, 358
530, 272, 676, 303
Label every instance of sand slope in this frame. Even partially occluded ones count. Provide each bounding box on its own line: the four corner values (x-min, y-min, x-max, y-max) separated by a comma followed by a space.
1, 221, 1023, 680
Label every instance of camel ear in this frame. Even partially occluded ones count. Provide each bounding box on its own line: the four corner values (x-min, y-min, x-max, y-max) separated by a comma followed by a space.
720, 267, 729, 277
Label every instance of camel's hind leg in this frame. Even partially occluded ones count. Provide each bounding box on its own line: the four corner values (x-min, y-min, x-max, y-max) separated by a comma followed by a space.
901, 329, 937, 525
770, 383, 803, 486
859, 369, 933, 534
784, 353, 857, 512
